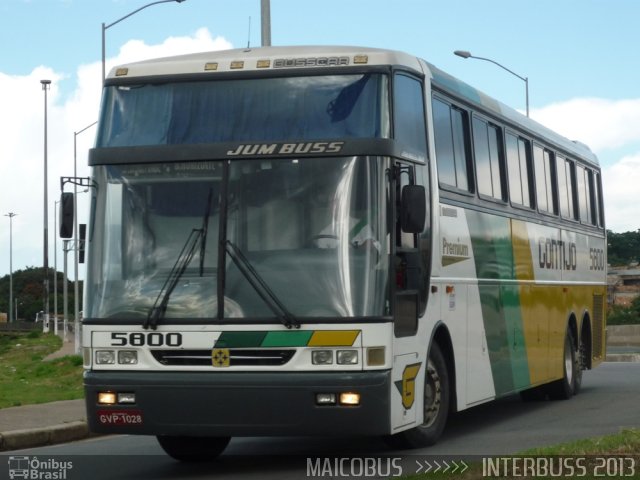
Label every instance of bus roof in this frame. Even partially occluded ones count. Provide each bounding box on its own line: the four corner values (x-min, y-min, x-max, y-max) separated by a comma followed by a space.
106, 45, 423, 78
107, 45, 598, 167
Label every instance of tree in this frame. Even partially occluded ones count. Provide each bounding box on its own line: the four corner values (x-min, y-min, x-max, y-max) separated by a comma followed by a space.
0, 267, 83, 321
607, 230, 640, 266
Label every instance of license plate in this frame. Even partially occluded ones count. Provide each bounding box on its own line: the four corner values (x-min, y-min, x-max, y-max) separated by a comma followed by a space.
97, 410, 143, 425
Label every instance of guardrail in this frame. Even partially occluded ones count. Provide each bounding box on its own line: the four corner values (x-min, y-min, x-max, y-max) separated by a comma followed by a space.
0, 321, 40, 333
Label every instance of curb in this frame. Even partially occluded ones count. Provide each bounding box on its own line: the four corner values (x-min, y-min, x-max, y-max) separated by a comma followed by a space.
606, 353, 640, 363
0, 421, 91, 452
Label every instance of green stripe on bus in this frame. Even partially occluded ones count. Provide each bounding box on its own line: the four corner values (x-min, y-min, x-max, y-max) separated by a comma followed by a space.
467, 211, 531, 395
215, 331, 316, 348
215, 331, 267, 348
262, 331, 314, 347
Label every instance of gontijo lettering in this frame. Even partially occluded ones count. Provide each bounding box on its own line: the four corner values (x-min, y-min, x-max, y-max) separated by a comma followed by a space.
538, 237, 577, 270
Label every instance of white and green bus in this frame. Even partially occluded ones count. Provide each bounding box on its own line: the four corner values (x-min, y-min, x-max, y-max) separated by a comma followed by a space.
77, 46, 606, 461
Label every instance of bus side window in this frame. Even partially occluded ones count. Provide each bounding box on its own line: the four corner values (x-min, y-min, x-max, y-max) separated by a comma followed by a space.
594, 172, 605, 228
472, 115, 506, 201
432, 96, 471, 192
533, 144, 558, 215
557, 156, 577, 220
393, 73, 427, 158
506, 132, 533, 208
576, 164, 594, 225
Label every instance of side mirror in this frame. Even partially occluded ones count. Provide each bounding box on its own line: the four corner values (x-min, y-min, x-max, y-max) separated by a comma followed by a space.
59, 192, 74, 238
400, 185, 426, 234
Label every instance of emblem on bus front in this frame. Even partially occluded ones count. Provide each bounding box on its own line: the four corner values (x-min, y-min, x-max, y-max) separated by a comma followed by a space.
212, 348, 230, 367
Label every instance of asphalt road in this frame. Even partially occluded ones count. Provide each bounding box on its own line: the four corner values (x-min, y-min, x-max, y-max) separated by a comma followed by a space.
3, 362, 639, 480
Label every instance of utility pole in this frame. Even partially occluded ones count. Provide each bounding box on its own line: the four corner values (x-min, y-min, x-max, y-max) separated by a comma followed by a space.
261, 0, 271, 47
5, 213, 17, 322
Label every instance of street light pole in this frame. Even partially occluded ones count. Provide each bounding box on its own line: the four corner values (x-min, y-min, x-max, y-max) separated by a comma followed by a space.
54, 200, 59, 336
41, 79, 51, 333
260, 0, 271, 47
4, 213, 17, 323
63, 239, 70, 343
454, 50, 529, 117
73, 122, 96, 354
102, 0, 187, 84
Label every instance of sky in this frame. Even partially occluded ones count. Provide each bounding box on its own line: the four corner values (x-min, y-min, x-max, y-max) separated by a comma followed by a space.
1, 0, 640, 281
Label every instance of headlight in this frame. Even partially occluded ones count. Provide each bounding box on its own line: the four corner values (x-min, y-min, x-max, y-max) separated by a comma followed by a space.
118, 350, 138, 365
337, 350, 358, 365
312, 350, 333, 365
96, 350, 115, 365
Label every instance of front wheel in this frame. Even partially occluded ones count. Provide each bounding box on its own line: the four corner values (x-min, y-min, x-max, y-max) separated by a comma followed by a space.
156, 435, 231, 462
386, 342, 450, 448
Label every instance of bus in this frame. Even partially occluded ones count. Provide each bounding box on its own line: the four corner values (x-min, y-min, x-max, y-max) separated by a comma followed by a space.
74, 46, 606, 461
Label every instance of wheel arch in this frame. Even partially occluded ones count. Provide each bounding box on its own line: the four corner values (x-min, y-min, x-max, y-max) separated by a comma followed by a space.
428, 322, 457, 413
580, 311, 593, 370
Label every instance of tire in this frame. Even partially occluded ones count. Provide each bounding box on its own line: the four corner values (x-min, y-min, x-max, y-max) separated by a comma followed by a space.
548, 329, 580, 400
574, 336, 585, 394
386, 342, 450, 448
156, 435, 231, 462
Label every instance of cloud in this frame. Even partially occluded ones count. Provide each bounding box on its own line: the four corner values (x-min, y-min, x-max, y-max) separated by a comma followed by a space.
531, 98, 640, 152
531, 98, 640, 233
602, 153, 640, 232
0, 28, 232, 278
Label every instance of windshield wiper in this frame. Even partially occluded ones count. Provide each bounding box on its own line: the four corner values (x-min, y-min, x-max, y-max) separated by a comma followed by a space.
145, 189, 215, 330
145, 228, 202, 330
199, 188, 215, 276
224, 240, 300, 329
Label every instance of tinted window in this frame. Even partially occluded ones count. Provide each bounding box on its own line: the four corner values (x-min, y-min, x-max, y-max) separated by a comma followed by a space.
577, 165, 597, 225
394, 74, 427, 157
533, 145, 556, 214
556, 156, 576, 219
97, 74, 390, 147
472, 116, 504, 201
432, 97, 470, 191
506, 132, 532, 208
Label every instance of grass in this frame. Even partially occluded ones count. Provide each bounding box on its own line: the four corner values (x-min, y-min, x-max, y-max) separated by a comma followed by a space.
0, 331, 84, 408
403, 429, 640, 479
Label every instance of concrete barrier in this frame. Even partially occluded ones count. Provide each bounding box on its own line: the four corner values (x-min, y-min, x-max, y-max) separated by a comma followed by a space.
0, 421, 89, 451
607, 324, 640, 346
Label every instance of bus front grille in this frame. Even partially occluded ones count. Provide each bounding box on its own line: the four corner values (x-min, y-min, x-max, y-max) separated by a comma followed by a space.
150, 349, 295, 367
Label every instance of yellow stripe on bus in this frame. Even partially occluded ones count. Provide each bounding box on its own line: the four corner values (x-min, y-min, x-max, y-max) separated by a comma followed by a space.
307, 330, 360, 346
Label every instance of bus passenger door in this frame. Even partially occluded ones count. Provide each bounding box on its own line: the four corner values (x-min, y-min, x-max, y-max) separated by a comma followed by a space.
391, 161, 427, 431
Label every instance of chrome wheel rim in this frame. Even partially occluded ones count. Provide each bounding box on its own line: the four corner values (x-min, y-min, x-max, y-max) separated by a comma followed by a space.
423, 358, 441, 428
564, 338, 574, 385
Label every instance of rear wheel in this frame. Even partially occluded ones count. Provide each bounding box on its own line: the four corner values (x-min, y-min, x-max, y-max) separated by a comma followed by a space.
156, 435, 230, 462
548, 329, 580, 400
386, 343, 450, 448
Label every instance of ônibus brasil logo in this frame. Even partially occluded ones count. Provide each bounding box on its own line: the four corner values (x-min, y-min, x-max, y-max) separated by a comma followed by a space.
7, 456, 73, 480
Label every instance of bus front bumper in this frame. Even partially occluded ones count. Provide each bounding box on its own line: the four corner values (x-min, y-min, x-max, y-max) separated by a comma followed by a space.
84, 370, 391, 437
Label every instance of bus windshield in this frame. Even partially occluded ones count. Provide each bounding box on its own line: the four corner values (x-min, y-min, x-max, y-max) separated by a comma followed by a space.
97, 74, 389, 147
85, 156, 390, 322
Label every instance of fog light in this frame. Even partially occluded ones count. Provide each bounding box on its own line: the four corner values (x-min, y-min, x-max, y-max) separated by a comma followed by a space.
339, 392, 360, 406
118, 350, 138, 365
337, 349, 358, 365
316, 393, 337, 405
96, 350, 115, 365
312, 350, 333, 365
367, 347, 385, 366
98, 392, 117, 405
117, 392, 136, 404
